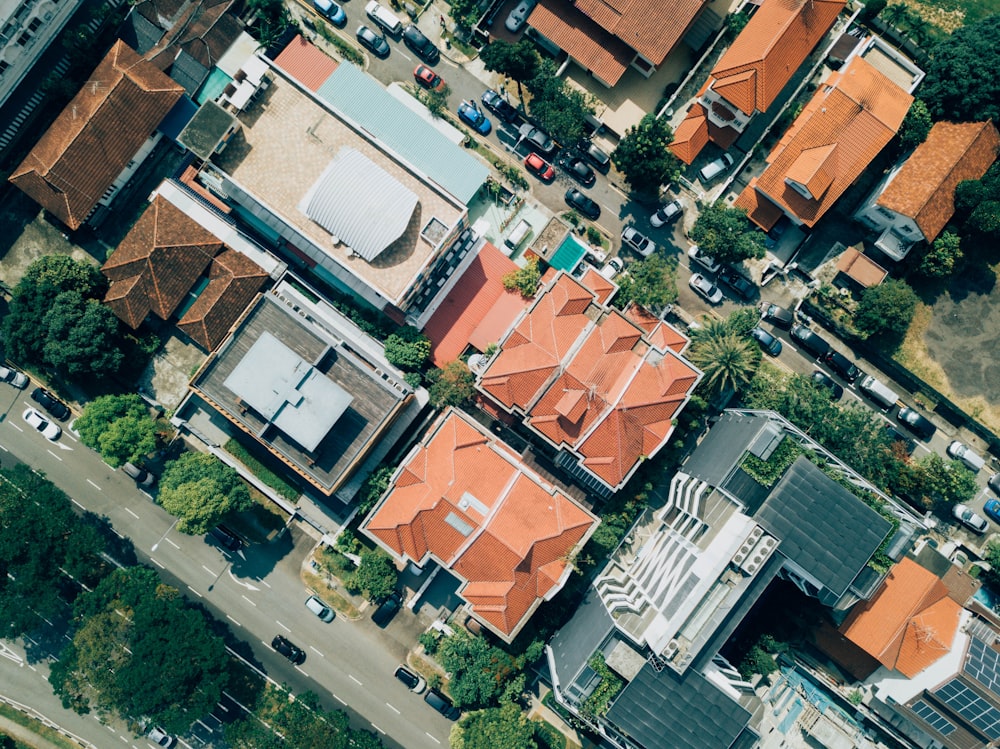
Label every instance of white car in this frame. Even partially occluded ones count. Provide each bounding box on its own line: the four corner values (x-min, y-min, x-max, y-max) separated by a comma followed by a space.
699, 153, 735, 182
650, 199, 683, 228
598, 257, 624, 280
505, 0, 536, 31
147, 727, 176, 747
687, 244, 721, 274
621, 226, 656, 256
947, 440, 986, 472
688, 273, 724, 304
22, 407, 61, 440
0, 365, 28, 389
953, 504, 988, 534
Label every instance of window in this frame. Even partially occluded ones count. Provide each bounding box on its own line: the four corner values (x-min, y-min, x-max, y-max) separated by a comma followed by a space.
27, 17, 41, 31
16, 32, 31, 45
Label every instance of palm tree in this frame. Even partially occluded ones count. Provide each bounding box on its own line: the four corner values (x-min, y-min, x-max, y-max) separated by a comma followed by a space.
688, 319, 761, 396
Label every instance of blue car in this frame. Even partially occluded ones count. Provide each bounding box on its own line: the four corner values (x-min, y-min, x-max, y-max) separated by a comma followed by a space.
984, 499, 1000, 525
457, 102, 491, 135
313, 0, 346, 26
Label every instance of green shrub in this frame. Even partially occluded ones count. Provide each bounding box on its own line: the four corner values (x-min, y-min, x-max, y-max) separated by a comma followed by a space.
419, 631, 440, 653
225, 439, 300, 500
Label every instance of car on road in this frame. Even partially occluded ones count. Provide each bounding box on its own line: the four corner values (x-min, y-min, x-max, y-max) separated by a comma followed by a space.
481, 89, 518, 122
271, 635, 306, 664
565, 188, 600, 220
457, 101, 491, 135
0, 365, 27, 389
598, 257, 624, 280
985, 499, 1000, 524
687, 245, 720, 274
688, 273, 723, 304
749, 327, 782, 356
760, 303, 794, 330
559, 154, 595, 187
718, 266, 755, 300
822, 350, 860, 382
372, 591, 402, 628
305, 594, 335, 622
897, 406, 937, 440
312, 0, 346, 26
650, 199, 683, 227
356, 25, 390, 58
524, 152, 555, 180
947, 440, 986, 472
519, 123, 555, 156
424, 688, 461, 720
579, 140, 611, 172
621, 226, 655, 256
413, 65, 444, 90
699, 153, 735, 182
810, 370, 843, 401
789, 324, 831, 360
208, 525, 243, 552
403, 24, 440, 63
147, 727, 176, 748
123, 461, 156, 489
394, 665, 426, 693
23, 407, 61, 440
953, 503, 988, 534
505, 0, 536, 31
30, 387, 70, 420
990, 473, 1000, 496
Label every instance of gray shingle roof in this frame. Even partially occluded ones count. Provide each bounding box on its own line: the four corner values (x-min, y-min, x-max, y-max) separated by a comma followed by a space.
548, 588, 615, 688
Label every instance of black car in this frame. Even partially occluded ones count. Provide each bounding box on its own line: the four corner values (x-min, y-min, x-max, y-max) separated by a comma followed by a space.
394, 665, 426, 693
789, 324, 831, 360
884, 424, 916, 455
481, 89, 518, 122
402, 24, 439, 64
519, 123, 556, 156
424, 689, 461, 720
822, 350, 860, 382
810, 370, 844, 401
761, 303, 794, 330
579, 140, 611, 172
30, 387, 70, 420
123, 461, 156, 489
749, 327, 782, 356
372, 591, 402, 628
897, 406, 937, 440
356, 25, 390, 58
565, 188, 600, 220
271, 635, 306, 664
718, 266, 755, 300
208, 525, 243, 552
559, 154, 596, 187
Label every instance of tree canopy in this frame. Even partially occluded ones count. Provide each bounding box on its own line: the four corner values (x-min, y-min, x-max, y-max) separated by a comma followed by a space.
687, 315, 760, 396
75, 394, 158, 468
437, 632, 521, 708
427, 360, 477, 408
898, 99, 933, 152
384, 326, 431, 371
479, 40, 540, 104
502, 257, 542, 297
614, 254, 678, 312
347, 549, 398, 603
689, 202, 767, 264
158, 452, 253, 534
954, 161, 1000, 242
451, 704, 536, 749
920, 15, 1000, 124
854, 279, 918, 339
611, 114, 682, 196
918, 231, 962, 278
525, 59, 596, 145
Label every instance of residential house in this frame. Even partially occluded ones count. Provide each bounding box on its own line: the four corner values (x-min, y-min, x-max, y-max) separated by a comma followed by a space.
477, 271, 701, 497
362, 408, 599, 641
9, 41, 184, 230
670, 0, 845, 164
855, 120, 1000, 260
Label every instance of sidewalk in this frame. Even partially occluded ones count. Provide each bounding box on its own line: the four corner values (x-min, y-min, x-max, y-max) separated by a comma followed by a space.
0, 714, 80, 749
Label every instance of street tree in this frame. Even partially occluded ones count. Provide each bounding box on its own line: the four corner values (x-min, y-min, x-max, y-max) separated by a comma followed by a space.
451, 703, 536, 749
479, 40, 540, 106
898, 99, 933, 151
438, 632, 520, 708
614, 254, 678, 312
427, 360, 477, 408
918, 231, 962, 277
920, 15, 1000, 124
912, 453, 979, 507
955, 162, 1000, 240
420, 83, 451, 118
158, 452, 253, 535
687, 318, 760, 396
525, 59, 596, 145
854, 279, 918, 339
74, 394, 158, 468
41, 292, 124, 379
384, 326, 431, 371
448, 0, 480, 30
612, 114, 682, 197
689, 203, 767, 264
348, 549, 398, 603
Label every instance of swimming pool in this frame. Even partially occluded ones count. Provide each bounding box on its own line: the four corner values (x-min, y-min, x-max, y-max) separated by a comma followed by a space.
548, 233, 589, 273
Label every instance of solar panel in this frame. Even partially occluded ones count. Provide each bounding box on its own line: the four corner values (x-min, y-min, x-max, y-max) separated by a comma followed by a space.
935, 678, 1000, 739
964, 637, 1000, 693
912, 700, 956, 736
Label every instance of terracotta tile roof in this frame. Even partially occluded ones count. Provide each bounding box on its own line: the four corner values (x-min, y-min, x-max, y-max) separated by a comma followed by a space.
840, 557, 962, 678
272, 35, 339, 92
479, 272, 700, 491
363, 409, 598, 639
733, 179, 785, 231
528, 0, 635, 86
735, 55, 912, 229
710, 0, 845, 116
579, 267, 616, 306
102, 195, 220, 327
835, 247, 887, 288
876, 120, 1000, 243
9, 41, 184, 230
572, 0, 708, 67
177, 249, 267, 351
670, 104, 711, 164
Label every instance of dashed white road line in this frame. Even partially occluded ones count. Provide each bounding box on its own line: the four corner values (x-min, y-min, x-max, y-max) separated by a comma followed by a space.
187, 585, 203, 598
124, 507, 139, 519
86, 479, 101, 490
371, 723, 385, 735
294, 665, 309, 677
226, 614, 242, 627
308, 645, 324, 657
332, 693, 346, 705
386, 702, 400, 714
0, 444, 8, 452
46, 449, 62, 461
425, 732, 441, 744
275, 620, 290, 632
71, 498, 85, 509
166, 538, 180, 549
241, 595, 257, 607
349, 674, 362, 686
202, 565, 215, 575
9, 423, 22, 432
151, 558, 165, 569
255, 577, 271, 588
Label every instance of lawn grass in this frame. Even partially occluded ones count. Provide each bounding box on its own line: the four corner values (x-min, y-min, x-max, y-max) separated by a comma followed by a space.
0, 703, 87, 749
301, 567, 362, 619
225, 439, 300, 501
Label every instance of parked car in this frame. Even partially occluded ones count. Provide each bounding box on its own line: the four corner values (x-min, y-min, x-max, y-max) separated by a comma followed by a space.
686, 244, 720, 274
579, 140, 611, 172
650, 200, 683, 228
699, 153, 735, 182
372, 591, 402, 628
22, 407, 60, 440
504, 0, 536, 31
31, 387, 70, 420
365, 0, 403, 35
760, 303, 794, 330
749, 327, 782, 356
789, 324, 831, 360
947, 441, 986, 472
481, 89, 518, 122
688, 273, 723, 304
403, 24, 439, 63
565, 188, 600, 220
953, 503, 988, 534
424, 689, 461, 720
559, 154, 595, 187
810, 370, 843, 401
147, 727, 176, 748
718, 266, 755, 300
598, 257, 624, 280
621, 226, 655, 256
0, 365, 27, 389
413, 65, 444, 90
394, 665, 426, 693
897, 406, 937, 440
305, 595, 335, 622
884, 424, 916, 455
524, 152, 555, 180
990, 473, 1000, 496
271, 635, 306, 664
822, 350, 861, 382
519, 123, 555, 156
208, 525, 243, 552
123, 461, 156, 489
356, 25, 390, 58
984, 499, 1000, 524
312, 0, 346, 26
457, 101, 491, 135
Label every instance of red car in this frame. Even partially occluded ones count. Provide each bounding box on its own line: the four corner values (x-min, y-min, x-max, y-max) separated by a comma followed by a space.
524, 152, 555, 181
413, 65, 444, 91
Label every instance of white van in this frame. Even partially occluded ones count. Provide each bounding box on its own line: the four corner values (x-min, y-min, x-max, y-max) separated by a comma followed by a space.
858, 375, 899, 410
364, 0, 402, 35
948, 441, 986, 473
503, 219, 532, 254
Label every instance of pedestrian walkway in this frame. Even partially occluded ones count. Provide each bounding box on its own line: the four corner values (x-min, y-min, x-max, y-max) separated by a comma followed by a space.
0, 714, 76, 749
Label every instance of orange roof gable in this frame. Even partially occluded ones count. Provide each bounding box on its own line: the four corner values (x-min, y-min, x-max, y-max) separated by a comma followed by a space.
670, 104, 711, 165
877, 120, 1000, 243
529, 0, 636, 86
736, 55, 912, 228
572, 0, 708, 67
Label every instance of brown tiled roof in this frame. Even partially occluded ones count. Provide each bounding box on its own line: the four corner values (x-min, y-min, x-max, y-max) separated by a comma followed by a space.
177, 249, 267, 351
836, 247, 887, 288
9, 41, 183, 230
572, 0, 708, 67
733, 179, 785, 230
102, 195, 220, 327
146, 0, 239, 70
528, 0, 635, 86
877, 120, 1000, 243
272, 35, 340, 92
735, 55, 912, 229
363, 410, 598, 640
670, 104, 711, 164
710, 0, 845, 116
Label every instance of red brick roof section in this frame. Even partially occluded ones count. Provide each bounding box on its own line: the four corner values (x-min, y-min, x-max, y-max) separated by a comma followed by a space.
363, 409, 598, 639
272, 35, 339, 92
9, 41, 183, 230
573, 0, 708, 67
177, 249, 267, 351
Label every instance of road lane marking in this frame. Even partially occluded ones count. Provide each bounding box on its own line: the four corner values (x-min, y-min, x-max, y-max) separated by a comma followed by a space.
255, 577, 271, 588
294, 665, 308, 677
86, 479, 101, 490
226, 614, 242, 627
10, 423, 22, 432
241, 595, 257, 606
111, 528, 124, 539
46, 449, 62, 461
371, 724, 385, 735
0, 444, 7, 451
349, 674, 362, 685
166, 538, 179, 549
395, 49, 412, 61
151, 558, 165, 569
332, 693, 346, 705
72, 498, 85, 509
202, 565, 215, 575
386, 702, 399, 714
309, 645, 324, 657
187, 585, 203, 598
275, 620, 290, 632
125, 507, 139, 519
196, 719, 213, 731
425, 733, 441, 744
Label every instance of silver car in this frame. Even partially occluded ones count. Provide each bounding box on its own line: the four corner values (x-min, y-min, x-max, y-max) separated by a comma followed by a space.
0, 365, 28, 389
305, 594, 335, 622
621, 226, 656, 257
688, 273, 724, 304
699, 153, 735, 182
505, 0, 536, 31
953, 504, 988, 534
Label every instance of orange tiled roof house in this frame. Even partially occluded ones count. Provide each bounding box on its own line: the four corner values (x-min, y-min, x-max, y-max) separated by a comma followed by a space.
476, 271, 701, 497
362, 408, 599, 641
854, 120, 1000, 261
